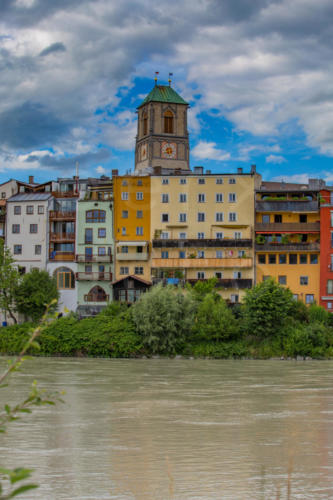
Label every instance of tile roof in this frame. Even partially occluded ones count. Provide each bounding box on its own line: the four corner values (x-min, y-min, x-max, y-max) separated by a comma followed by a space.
138, 85, 188, 108
7, 193, 53, 202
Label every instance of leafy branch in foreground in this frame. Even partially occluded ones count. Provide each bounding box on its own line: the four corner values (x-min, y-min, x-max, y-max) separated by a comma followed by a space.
0, 300, 63, 499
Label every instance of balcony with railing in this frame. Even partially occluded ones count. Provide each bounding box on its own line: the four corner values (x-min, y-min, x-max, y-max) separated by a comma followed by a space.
76, 254, 113, 263
49, 210, 76, 220
255, 241, 320, 252
151, 257, 253, 268
255, 222, 320, 233
116, 252, 149, 261
256, 200, 318, 212
76, 272, 113, 281
50, 232, 75, 242
84, 293, 110, 302
187, 278, 253, 289
49, 251, 75, 261
152, 238, 253, 248
52, 191, 79, 198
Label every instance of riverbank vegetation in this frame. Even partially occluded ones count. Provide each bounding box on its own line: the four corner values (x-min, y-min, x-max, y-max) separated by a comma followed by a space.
1, 279, 333, 359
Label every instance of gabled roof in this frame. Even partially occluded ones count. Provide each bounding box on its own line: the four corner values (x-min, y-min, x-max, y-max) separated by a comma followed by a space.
138, 85, 188, 108
112, 275, 152, 286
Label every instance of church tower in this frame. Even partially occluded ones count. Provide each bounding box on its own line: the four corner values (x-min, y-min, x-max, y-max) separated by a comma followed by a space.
135, 79, 190, 173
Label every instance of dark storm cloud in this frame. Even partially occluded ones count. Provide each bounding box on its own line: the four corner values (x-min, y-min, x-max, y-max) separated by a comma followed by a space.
25, 149, 111, 170
0, 102, 69, 149
39, 42, 66, 57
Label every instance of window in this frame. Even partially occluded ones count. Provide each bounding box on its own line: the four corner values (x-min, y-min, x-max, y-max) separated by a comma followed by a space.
135, 267, 144, 275
85, 286, 108, 303
279, 254, 287, 264
122, 210, 128, 218
122, 180, 128, 186
120, 267, 129, 275
234, 232, 242, 239
229, 193, 236, 202
161, 194, 169, 203
35, 245, 41, 255
85, 228, 93, 243
198, 250, 205, 258
216, 212, 224, 222
306, 294, 314, 304
327, 280, 333, 294
179, 213, 187, 222
121, 192, 128, 200
121, 246, 128, 253
300, 276, 308, 285
310, 254, 318, 264
238, 250, 245, 257
328, 303, 333, 309
198, 178, 205, 184
274, 214, 282, 223
121, 227, 126, 235
263, 275, 271, 281
98, 247, 106, 255
179, 193, 187, 203
161, 232, 169, 239
216, 193, 223, 203
198, 193, 205, 203
331, 212, 333, 227
289, 254, 297, 264
164, 110, 174, 133
161, 213, 169, 223
98, 228, 106, 238
136, 192, 143, 200
161, 251, 169, 259
258, 254, 266, 264
215, 272, 222, 279
38, 205, 44, 214
12, 224, 20, 234
142, 112, 147, 135
179, 232, 187, 239
86, 210, 106, 223
233, 271, 242, 279
180, 178, 187, 184
29, 224, 38, 234
230, 294, 239, 303
26, 205, 33, 214
229, 212, 237, 221
136, 226, 143, 236
198, 232, 205, 239
229, 178, 236, 184
278, 276, 287, 285
262, 215, 270, 223
137, 246, 143, 253
1, 192, 5, 199
216, 250, 223, 258
179, 251, 186, 258
55, 267, 75, 289
162, 178, 169, 185
14, 206, 21, 215
14, 245, 22, 255
198, 212, 205, 222
136, 210, 143, 218
300, 254, 307, 264
216, 178, 223, 184
299, 214, 307, 223
137, 179, 143, 186
197, 271, 205, 279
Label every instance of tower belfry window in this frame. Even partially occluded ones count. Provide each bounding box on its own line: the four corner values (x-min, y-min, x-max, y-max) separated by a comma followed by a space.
143, 112, 148, 136
164, 110, 174, 133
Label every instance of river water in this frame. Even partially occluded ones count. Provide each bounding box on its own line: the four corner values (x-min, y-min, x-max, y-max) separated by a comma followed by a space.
1, 358, 333, 499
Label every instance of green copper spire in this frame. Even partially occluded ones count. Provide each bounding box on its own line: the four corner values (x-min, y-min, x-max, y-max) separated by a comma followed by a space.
138, 85, 188, 108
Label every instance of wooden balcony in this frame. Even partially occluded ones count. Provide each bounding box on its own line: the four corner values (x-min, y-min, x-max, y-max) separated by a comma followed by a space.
76, 272, 113, 281
49, 251, 75, 261
52, 191, 79, 198
256, 200, 318, 212
116, 252, 149, 261
49, 210, 76, 220
76, 254, 113, 263
152, 238, 253, 248
187, 278, 253, 289
50, 232, 75, 241
255, 242, 320, 252
256, 222, 320, 233
151, 258, 253, 268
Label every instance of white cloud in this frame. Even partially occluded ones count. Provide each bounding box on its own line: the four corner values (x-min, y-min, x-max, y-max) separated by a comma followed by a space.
266, 155, 287, 164
192, 141, 230, 161
96, 165, 106, 175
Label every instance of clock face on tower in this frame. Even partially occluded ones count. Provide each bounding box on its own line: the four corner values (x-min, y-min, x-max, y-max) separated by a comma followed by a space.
161, 141, 177, 159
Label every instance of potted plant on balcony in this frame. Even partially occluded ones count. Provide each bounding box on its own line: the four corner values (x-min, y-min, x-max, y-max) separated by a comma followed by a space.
188, 253, 197, 259
255, 235, 265, 245
281, 234, 290, 244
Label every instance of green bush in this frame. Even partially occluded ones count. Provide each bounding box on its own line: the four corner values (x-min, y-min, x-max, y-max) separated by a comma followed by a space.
283, 322, 333, 358
186, 341, 249, 358
308, 303, 330, 325
0, 322, 35, 354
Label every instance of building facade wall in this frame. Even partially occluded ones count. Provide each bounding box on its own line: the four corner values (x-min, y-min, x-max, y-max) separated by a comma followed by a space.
319, 189, 333, 310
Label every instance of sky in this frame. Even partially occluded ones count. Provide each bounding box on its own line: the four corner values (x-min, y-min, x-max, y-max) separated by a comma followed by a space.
1, 0, 333, 185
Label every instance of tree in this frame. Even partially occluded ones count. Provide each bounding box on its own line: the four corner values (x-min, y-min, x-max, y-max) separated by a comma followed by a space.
131, 284, 195, 354
0, 240, 20, 324
14, 269, 59, 322
241, 278, 294, 338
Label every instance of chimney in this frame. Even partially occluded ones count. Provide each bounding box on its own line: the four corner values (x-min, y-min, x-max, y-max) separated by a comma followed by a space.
250, 164, 256, 174
28, 175, 34, 184
237, 167, 243, 174
112, 169, 119, 177
194, 166, 204, 175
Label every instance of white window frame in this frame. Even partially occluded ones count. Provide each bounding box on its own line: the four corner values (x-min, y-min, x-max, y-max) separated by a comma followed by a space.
216, 212, 224, 222
121, 192, 128, 200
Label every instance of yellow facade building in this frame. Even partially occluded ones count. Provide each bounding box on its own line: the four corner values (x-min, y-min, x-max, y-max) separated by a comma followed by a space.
113, 175, 151, 281
255, 180, 321, 303
150, 167, 261, 302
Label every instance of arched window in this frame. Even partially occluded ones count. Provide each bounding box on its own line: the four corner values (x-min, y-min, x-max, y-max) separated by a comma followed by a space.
85, 286, 109, 302
142, 111, 148, 136
164, 110, 174, 133
86, 210, 106, 223
54, 267, 75, 289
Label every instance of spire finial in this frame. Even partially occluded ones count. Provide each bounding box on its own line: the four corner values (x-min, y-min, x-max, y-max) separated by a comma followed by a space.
154, 71, 159, 85
168, 72, 173, 86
